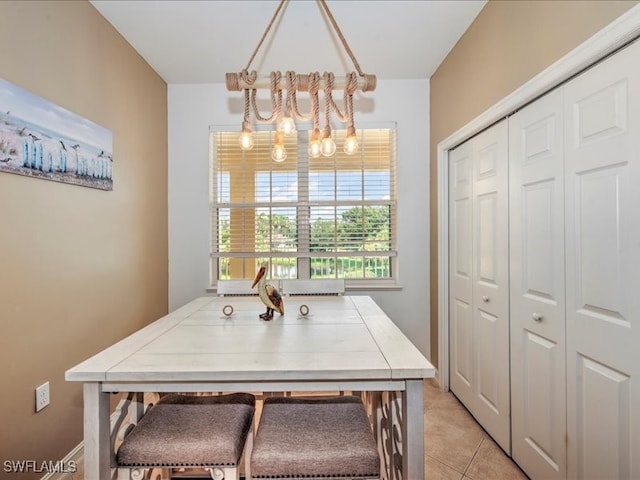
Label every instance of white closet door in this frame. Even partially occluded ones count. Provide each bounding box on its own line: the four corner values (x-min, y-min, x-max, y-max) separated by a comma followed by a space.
449, 120, 510, 454
449, 140, 475, 411
564, 40, 640, 480
471, 120, 510, 454
509, 88, 566, 479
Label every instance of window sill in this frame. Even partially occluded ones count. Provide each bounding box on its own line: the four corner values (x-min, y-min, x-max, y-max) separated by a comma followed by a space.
345, 281, 402, 291
207, 282, 402, 295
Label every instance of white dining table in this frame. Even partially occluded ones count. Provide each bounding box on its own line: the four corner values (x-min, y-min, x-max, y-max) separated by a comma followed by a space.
66, 295, 435, 480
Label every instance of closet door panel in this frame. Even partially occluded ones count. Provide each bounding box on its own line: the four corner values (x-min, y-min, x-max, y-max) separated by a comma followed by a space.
565, 39, 640, 480
449, 120, 510, 455
509, 88, 566, 480
472, 120, 510, 454
449, 141, 475, 408
576, 356, 631, 480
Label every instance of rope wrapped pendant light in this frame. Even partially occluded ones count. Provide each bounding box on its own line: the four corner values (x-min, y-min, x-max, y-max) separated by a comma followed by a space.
225, 0, 376, 162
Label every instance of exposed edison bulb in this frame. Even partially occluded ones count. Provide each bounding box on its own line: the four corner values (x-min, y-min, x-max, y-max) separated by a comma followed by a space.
271, 144, 287, 162
239, 130, 254, 151
343, 134, 359, 155
344, 126, 359, 155
308, 140, 322, 158
308, 128, 322, 158
321, 136, 337, 157
280, 116, 296, 136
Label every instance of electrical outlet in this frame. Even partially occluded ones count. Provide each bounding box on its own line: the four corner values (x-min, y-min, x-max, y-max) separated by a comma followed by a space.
35, 382, 50, 412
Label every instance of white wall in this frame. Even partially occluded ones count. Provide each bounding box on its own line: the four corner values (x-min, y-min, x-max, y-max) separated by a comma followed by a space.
168, 79, 431, 358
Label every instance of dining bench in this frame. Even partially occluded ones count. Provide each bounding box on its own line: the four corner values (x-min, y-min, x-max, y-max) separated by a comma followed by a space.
116, 392, 255, 480
250, 395, 380, 479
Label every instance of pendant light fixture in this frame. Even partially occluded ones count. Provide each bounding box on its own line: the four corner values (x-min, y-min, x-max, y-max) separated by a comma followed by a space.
225, 0, 376, 161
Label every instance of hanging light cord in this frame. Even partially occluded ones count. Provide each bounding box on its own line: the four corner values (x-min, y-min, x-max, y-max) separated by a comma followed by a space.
245, 0, 288, 72
244, 0, 366, 77
316, 0, 364, 77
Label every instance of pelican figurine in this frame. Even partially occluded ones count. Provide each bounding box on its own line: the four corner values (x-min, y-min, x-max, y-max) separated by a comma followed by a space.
251, 262, 284, 321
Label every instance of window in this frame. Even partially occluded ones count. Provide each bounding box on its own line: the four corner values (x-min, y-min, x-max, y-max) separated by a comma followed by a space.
209, 125, 397, 286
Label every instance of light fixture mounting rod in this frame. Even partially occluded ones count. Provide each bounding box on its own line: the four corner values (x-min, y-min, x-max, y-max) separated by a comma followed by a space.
225, 72, 376, 92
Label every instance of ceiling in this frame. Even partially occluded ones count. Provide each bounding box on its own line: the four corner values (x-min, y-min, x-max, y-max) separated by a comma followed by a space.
90, 0, 487, 84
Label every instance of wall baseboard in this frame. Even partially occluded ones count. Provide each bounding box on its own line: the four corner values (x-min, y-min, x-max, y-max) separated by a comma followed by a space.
41, 442, 83, 480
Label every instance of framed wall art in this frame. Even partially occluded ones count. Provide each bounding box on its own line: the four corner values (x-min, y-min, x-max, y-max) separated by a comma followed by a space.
0, 78, 113, 191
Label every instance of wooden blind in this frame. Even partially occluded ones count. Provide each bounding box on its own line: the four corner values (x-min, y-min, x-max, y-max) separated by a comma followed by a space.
210, 127, 397, 281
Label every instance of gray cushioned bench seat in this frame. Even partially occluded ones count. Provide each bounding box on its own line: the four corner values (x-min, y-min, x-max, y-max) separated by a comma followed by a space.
116, 392, 255, 468
250, 396, 380, 479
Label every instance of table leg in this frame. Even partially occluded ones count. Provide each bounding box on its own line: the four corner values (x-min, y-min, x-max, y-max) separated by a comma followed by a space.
83, 382, 111, 480
361, 391, 401, 480
403, 380, 425, 480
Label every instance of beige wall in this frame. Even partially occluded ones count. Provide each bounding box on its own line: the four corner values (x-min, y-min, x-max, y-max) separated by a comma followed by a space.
0, 1, 167, 477
429, 0, 637, 368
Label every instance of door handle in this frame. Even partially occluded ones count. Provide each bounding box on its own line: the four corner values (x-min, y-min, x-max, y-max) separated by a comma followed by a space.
532, 312, 543, 322
482, 295, 490, 303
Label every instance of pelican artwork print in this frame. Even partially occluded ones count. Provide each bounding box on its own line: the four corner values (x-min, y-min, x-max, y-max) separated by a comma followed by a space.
0, 78, 113, 190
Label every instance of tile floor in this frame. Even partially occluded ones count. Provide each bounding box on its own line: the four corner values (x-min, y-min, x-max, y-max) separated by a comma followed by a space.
72, 380, 529, 480
424, 379, 528, 480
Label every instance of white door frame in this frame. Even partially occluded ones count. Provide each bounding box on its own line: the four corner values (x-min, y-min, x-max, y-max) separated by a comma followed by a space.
437, 4, 640, 390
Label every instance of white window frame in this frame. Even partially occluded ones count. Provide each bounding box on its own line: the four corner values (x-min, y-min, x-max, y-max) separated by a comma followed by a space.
209, 122, 398, 290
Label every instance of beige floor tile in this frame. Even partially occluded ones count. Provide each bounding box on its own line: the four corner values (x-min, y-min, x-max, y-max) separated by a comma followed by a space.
430, 388, 472, 412
426, 454, 465, 480
424, 378, 443, 410
465, 436, 529, 480
425, 395, 485, 473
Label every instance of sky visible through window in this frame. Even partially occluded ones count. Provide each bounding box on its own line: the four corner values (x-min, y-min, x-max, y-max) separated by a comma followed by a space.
254, 171, 391, 218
